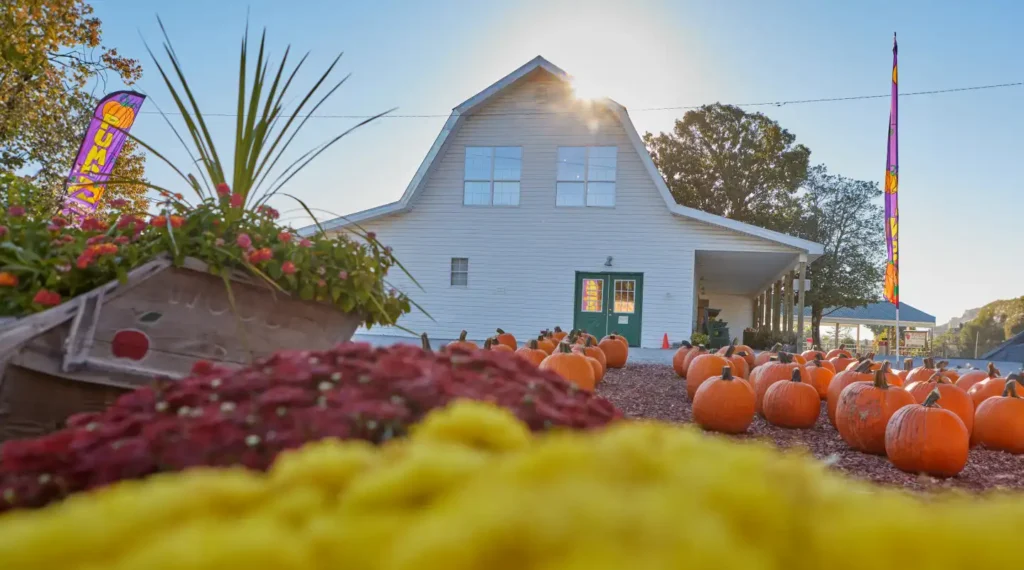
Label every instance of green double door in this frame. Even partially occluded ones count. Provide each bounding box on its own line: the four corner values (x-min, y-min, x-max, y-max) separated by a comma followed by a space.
573, 272, 643, 347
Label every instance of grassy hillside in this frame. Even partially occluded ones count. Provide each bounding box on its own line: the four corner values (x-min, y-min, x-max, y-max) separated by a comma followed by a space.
935, 296, 1024, 356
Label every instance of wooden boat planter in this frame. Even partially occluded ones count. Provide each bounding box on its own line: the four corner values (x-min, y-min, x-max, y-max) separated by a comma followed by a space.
0, 255, 362, 442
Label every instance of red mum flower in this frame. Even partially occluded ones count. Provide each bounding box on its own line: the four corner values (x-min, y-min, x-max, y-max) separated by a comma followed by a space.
7, 206, 25, 217
236, 234, 252, 249
281, 261, 297, 275
298, 238, 312, 248
230, 193, 243, 208
169, 215, 185, 229
277, 231, 292, 243
32, 289, 61, 306
150, 216, 167, 228
216, 183, 231, 197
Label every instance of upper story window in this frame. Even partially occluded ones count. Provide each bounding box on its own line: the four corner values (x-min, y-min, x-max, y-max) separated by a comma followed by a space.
464, 146, 521, 206
556, 146, 617, 207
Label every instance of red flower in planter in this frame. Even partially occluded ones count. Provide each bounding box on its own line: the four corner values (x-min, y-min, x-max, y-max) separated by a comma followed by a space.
278, 231, 292, 243
298, 238, 312, 248
0, 272, 17, 287
31, 289, 61, 307
281, 261, 297, 275
236, 234, 252, 249
230, 193, 244, 208
150, 216, 167, 228
0, 225, 7, 237
216, 183, 231, 196
169, 215, 185, 229
6, 205, 25, 217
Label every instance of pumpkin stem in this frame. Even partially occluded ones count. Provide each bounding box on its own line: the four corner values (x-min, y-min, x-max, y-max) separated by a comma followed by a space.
554, 326, 563, 333
855, 360, 873, 373
1004, 375, 1021, 398
421, 333, 431, 352
484, 337, 494, 350
880, 360, 892, 373
680, 340, 693, 348
903, 358, 913, 371
936, 360, 949, 371
725, 344, 736, 358
927, 371, 948, 384
558, 341, 573, 354
721, 366, 734, 381
988, 362, 1000, 378
459, 330, 469, 342
813, 358, 822, 367
790, 368, 802, 382
922, 388, 942, 408
496, 328, 506, 335
770, 343, 783, 352
527, 339, 539, 350
839, 343, 846, 351
873, 368, 890, 389
778, 352, 793, 364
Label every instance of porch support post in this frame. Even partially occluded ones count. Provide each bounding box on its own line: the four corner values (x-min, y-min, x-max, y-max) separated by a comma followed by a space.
753, 295, 761, 329
762, 290, 770, 329
772, 280, 782, 335
796, 256, 807, 347
785, 271, 794, 334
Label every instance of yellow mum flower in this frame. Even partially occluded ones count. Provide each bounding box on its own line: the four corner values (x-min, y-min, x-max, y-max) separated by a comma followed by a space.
410, 399, 531, 453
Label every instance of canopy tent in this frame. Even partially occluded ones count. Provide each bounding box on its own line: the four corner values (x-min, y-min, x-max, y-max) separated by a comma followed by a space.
981, 330, 1024, 364
800, 301, 936, 329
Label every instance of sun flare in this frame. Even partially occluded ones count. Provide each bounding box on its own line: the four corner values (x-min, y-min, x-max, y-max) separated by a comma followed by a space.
570, 74, 606, 101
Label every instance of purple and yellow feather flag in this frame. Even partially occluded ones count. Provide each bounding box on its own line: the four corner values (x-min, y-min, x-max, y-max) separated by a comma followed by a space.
883, 34, 899, 305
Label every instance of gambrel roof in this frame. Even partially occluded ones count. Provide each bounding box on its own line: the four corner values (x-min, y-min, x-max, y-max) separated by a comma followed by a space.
304, 56, 824, 255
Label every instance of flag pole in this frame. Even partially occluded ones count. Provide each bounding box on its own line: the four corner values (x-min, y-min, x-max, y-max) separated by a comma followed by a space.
895, 306, 900, 359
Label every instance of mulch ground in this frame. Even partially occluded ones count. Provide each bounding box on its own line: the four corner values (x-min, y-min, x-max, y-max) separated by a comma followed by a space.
597, 363, 1024, 493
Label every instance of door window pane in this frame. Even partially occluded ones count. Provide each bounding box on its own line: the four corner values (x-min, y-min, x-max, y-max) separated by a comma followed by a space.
556, 182, 585, 206
586, 182, 616, 207
451, 258, 469, 287
587, 147, 617, 181
493, 147, 522, 180
463, 181, 491, 205
581, 278, 603, 312
613, 280, 635, 313
557, 147, 586, 181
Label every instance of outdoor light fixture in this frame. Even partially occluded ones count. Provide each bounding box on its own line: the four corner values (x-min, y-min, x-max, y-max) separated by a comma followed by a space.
605, 256, 613, 267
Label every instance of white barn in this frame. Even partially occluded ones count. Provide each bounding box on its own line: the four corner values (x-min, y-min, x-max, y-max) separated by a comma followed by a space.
308, 57, 823, 348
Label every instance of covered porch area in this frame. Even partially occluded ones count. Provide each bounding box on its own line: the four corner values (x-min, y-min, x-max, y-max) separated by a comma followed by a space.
799, 302, 937, 355
693, 250, 812, 348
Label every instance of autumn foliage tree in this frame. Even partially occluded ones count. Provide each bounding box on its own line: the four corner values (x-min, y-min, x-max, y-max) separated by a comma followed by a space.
0, 0, 148, 215
643, 103, 811, 233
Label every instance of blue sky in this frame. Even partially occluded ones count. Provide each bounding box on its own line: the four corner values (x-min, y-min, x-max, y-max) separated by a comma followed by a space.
90, 0, 1023, 324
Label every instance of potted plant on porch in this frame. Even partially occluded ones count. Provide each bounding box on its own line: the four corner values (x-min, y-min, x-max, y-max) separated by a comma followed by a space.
0, 23, 414, 441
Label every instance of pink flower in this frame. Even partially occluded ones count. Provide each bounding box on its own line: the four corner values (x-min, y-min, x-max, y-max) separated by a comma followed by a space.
50, 216, 68, 228
216, 183, 231, 197
236, 234, 252, 249
108, 198, 128, 209
32, 289, 61, 307
298, 238, 312, 248
7, 206, 25, 218
214, 238, 225, 247
281, 261, 297, 275
230, 193, 243, 208
337, 270, 348, 280
278, 231, 292, 243
366, 231, 376, 241
114, 236, 130, 245
47, 224, 61, 232
0, 225, 7, 237
317, 279, 327, 288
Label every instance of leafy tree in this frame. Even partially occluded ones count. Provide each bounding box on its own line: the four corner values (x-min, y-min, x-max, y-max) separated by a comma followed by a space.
643, 103, 811, 232
0, 0, 147, 215
796, 165, 885, 348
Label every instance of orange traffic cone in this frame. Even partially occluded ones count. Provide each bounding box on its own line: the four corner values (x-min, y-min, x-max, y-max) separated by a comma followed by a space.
662, 333, 670, 349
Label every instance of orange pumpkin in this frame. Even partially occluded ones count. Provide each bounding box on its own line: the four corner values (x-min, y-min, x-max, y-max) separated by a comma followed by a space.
515, 339, 548, 367
801, 347, 827, 362
686, 352, 733, 400
831, 354, 857, 372
762, 368, 821, 429
539, 342, 596, 390
956, 362, 1000, 393
551, 326, 569, 342
804, 362, 835, 399
936, 360, 960, 383
576, 330, 599, 347
904, 357, 939, 386
791, 353, 808, 366
445, 330, 478, 352
535, 334, 556, 355
808, 357, 836, 374
680, 345, 709, 378
968, 373, 1019, 409
494, 328, 517, 350
753, 353, 805, 415
754, 343, 783, 367
603, 332, 629, 348
671, 342, 695, 378
877, 361, 903, 387
826, 360, 875, 427
692, 366, 755, 434
581, 337, 608, 375
885, 388, 969, 478
722, 344, 750, 380
825, 344, 852, 360
971, 377, 1024, 453
484, 337, 514, 353
599, 334, 629, 369
905, 372, 973, 436
718, 343, 755, 368
836, 368, 915, 455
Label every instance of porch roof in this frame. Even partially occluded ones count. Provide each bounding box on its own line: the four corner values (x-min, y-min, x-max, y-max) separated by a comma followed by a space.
696, 250, 807, 296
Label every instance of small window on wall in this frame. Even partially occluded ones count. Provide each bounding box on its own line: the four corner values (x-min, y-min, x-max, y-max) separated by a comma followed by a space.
450, 258, 469, 287
556, 146, 617, 207
464, 147, 521, 206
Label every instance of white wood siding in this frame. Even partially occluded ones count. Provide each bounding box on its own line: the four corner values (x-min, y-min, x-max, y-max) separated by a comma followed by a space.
704, 293, 754, 341
346, 71, 797, 347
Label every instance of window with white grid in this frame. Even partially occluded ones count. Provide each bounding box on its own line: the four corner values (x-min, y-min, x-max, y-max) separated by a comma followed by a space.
613, 279, 635, 313
464, 147, 521, 206
556, 146, 617, 207
450, 258, 469, 287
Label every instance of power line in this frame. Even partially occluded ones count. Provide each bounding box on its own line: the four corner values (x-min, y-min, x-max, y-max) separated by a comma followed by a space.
137, 80, 1022, 119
